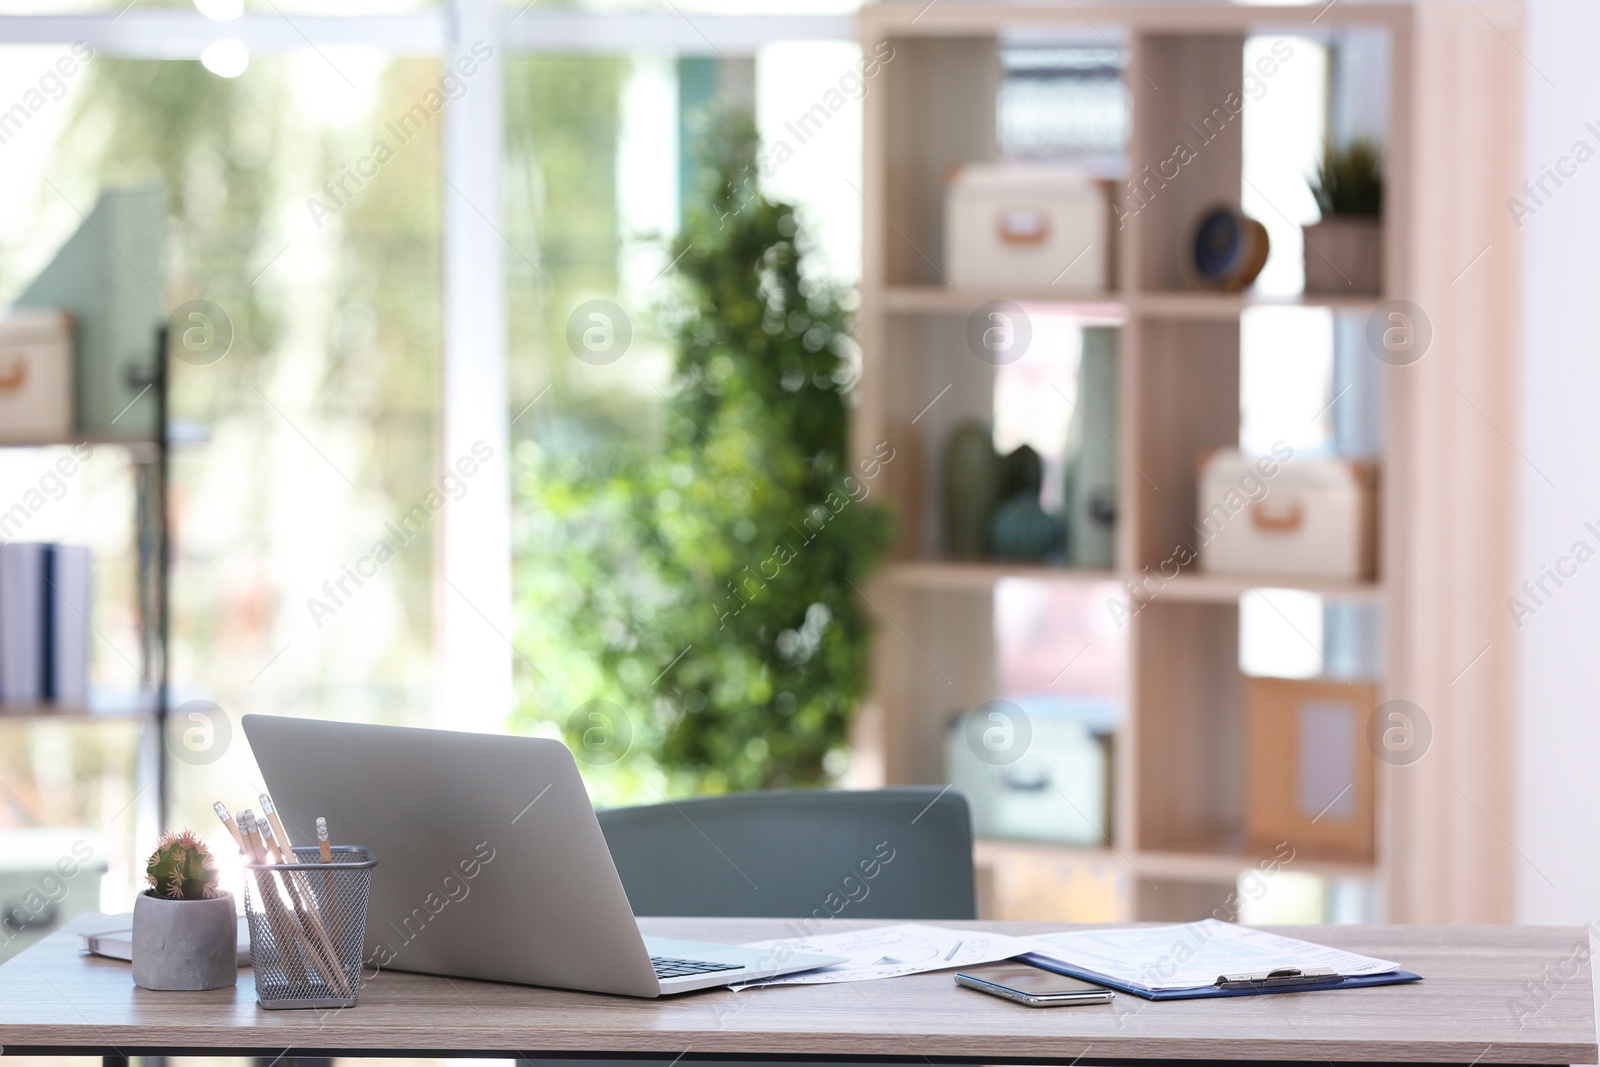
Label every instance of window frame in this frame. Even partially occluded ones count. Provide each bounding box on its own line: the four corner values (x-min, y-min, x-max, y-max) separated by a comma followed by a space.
0, 1, 853, 727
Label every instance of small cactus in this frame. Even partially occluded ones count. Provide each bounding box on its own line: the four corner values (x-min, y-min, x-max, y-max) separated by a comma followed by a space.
145, 830, 222, 901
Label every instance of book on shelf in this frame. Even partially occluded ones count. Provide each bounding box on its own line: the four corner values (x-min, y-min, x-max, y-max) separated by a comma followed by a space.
49, 544, 91, 705
0, 542, 92, 709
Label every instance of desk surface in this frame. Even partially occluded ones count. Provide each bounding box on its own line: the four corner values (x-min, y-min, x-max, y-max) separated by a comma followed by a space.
1, 915, 1593, 1064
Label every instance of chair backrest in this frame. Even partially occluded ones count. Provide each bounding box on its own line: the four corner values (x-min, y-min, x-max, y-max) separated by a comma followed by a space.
596, 787, 975, 920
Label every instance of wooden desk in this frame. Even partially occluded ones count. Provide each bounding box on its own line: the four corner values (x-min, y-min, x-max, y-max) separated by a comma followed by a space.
1, 915, 1593, 1065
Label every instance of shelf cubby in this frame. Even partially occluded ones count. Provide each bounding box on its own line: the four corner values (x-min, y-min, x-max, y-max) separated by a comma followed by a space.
1127, 316, 1240, 574
1127, 33, 1245, 294
866, 583, 996, 786
1132, 599, 1242, 854
879, 36, 1000, 288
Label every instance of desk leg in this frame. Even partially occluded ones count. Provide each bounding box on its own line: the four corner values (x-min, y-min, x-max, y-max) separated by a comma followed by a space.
102, 1057, 126, 1067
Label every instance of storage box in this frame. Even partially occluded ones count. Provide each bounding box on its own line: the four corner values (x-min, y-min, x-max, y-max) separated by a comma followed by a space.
944, 164, 1110, 291
946, 696, 1116, 846
0, 310, 74, 443
1196, 451, 1377, 579
1243, 676, 1376, 859
13, 185, 166, 438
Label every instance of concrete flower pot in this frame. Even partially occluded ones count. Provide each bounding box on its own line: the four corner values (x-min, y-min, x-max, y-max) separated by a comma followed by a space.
132, 889, 237, 991
1303, 216, 1382, 295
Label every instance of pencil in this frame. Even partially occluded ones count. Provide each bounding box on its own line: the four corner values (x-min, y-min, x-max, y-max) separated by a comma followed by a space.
240, 810, 313, 989
259, 794, 296, 860
258, 815, 288, 864
238, 809, 267, 863
316, 816, 340, 945
261, 819, 350, 997
213, 802, 246, 854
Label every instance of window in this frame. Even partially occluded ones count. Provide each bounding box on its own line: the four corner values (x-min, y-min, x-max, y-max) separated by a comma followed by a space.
0, 1, 854, 923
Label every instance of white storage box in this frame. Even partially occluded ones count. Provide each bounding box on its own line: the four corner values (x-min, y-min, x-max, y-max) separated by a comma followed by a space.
1197, 451, 1377, 580
0, 310, 74, 443
946, 697, 1116, 846
944, 164, 1109, 291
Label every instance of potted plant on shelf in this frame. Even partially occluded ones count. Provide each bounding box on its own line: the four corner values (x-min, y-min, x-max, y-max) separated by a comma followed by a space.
1304, 138, 1384, 295
131, 830, 236, 991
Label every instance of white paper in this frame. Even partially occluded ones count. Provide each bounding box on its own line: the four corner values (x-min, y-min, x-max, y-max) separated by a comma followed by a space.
733, 922, 1038, 988
1025, 919, 1400, 992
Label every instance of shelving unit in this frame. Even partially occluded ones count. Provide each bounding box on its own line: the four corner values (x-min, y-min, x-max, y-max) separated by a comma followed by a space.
0, 328, 174, 832
852, 1, 1521, 924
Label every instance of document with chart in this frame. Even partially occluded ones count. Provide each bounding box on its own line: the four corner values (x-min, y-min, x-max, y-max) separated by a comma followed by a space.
733, 923, 1037, 988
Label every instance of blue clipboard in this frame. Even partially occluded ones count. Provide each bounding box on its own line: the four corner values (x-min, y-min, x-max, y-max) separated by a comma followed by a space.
1021, 954, 1424, 1001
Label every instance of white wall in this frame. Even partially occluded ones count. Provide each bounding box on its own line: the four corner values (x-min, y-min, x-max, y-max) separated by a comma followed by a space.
1516, 0, 1600, 924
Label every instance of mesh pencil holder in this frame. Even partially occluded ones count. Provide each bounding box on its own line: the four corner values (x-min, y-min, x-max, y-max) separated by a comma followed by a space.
243, 844, 377, 1009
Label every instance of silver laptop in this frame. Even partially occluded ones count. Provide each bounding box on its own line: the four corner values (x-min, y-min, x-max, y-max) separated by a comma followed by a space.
241, 715, 844, 996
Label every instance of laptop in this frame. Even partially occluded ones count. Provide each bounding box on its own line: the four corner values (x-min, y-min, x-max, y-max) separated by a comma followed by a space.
241, 715, 845, 996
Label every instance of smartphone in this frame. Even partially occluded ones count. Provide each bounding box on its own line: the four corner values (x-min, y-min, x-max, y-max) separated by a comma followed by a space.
955, 963, 1115, 1007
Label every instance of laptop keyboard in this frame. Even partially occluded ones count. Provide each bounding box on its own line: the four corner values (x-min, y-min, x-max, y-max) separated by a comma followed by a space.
651, 956, 746, 979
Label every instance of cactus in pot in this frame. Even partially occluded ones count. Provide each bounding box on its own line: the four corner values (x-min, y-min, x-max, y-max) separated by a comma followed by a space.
146, 830, 223, 901
1303, 138, 1385, 294
132, 830, 236, 990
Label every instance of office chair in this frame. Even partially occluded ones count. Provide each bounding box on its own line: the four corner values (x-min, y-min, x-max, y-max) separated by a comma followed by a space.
522, 787, 974, 1067
596, 786, 976, 919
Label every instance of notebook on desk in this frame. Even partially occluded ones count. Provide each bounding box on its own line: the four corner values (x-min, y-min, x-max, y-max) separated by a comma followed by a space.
1022, 919, 1423, 1000
81, 915, 252, 967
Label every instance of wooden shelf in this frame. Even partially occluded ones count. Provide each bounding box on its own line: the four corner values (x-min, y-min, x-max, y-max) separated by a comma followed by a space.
1132, 291, 1384, 320
1137, 845, 1376, 884
0, 709, 154, 724
975, 837, 1376, 883
974, 837, 1118, 867
1154, 571, 1384, 605
0, 435, 152, 460
0, 693, 159, 723
882, 562, 1379, 601
879, 289, 1386, 321
0, 421, 210, 457
862, 0, 1417, 35
884, 285, 1125, 318
882, 560, 1118, 590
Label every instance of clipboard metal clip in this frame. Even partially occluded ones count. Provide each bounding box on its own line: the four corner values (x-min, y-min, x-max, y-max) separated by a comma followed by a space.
1214, 967, 1346, 990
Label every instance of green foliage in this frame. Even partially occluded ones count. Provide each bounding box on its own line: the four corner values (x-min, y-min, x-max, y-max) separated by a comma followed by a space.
514, 108, 893, 794
503, 56, 642, 435
146, 830, 220, 901
1311, 139, 1384, 218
